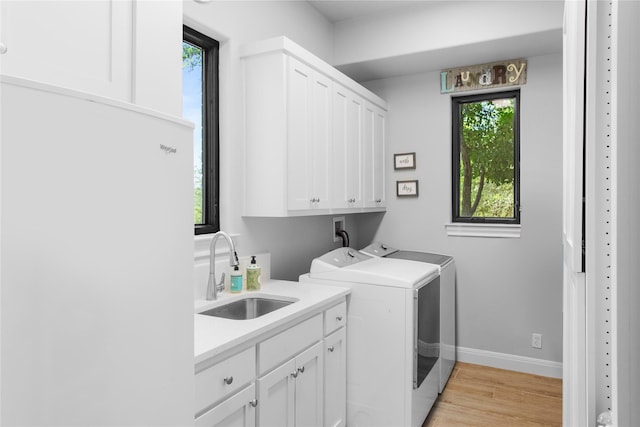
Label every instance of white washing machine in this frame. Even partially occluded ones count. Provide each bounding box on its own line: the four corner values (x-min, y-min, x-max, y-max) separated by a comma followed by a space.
300, 247, 441, 427
361, 242, 456, 394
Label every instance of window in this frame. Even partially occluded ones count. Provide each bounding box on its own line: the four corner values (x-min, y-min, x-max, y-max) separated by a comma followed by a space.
451, 90, 520, 224
182, 26, 219, 235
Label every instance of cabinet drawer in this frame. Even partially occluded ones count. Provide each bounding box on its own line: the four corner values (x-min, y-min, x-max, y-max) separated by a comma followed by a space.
195, 347, 256, 415
258, 314, 322, 375
195, 383, 256, 427
324, 301, 346, 336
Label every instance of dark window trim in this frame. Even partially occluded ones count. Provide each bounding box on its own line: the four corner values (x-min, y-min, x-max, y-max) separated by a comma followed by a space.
451, 89, 521, 224
184, 25, 220, 235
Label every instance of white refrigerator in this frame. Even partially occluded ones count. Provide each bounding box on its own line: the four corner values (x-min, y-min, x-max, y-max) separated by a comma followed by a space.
0, 75, 195, 425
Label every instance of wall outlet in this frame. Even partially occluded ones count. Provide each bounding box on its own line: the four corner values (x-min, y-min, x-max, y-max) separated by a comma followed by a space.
333, 216, 345, 242
531, 333, 543, 349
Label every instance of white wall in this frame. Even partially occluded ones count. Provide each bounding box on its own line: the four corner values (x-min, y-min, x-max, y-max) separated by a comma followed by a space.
360, 53, 564, 366
183, 1, 365, 287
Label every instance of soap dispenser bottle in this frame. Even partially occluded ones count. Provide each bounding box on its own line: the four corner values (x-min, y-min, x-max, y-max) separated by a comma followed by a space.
229, 264, 243, 293
246, 255, 261, 291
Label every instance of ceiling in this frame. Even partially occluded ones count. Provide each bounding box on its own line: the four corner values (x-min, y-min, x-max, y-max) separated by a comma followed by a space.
306, 0, 562, 82
307, 0, 422, 23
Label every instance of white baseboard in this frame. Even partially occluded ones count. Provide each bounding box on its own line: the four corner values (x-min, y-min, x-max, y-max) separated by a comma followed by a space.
456, 346, 563, 379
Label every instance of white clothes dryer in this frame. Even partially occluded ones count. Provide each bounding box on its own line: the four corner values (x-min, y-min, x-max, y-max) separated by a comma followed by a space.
361, 242, 456, 394
300, 247, 441, 427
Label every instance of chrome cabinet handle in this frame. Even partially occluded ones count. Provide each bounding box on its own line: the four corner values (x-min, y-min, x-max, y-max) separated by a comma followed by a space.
0, 43, 7, 54
223, 376, 233, 385
328, 345, 335, 352
249, 399, 258, 408
336, 315, 343, 321
298, 366, 305, 374
291, 371, 299, 378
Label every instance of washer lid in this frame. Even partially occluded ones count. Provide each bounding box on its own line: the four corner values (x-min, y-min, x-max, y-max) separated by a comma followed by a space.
386, 250, 453, 267
310, 252, 439, 289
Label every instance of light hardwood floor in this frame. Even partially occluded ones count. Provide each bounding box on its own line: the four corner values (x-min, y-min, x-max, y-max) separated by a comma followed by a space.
423, 362, 562, 427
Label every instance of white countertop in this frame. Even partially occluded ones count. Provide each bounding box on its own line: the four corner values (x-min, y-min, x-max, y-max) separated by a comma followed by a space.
194, 280, 350, 365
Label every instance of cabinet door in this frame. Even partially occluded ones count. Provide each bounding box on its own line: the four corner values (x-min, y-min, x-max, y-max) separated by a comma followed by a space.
295, 342, 324, 427
287, 56, 331, 212
257, 359, 296, 427
196, 384, 256, 427
287, 57, 314, 211
324, 329, 346, 427
0, 0, 133, 101
372, 106, 386, 207
347, 96, 364, 207
363, 102, 386, 208
332, 85, 363, 209
311, 71, 332, 210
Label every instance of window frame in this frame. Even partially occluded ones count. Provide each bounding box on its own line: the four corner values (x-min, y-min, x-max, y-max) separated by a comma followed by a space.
183, 25, 220, 235
451, 89, 521, 225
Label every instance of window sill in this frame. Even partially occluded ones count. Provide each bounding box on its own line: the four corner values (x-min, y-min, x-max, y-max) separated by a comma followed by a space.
445, 223, 521, 238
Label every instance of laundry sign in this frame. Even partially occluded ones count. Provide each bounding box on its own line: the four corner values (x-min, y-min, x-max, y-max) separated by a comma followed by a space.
440, 59, 527, 94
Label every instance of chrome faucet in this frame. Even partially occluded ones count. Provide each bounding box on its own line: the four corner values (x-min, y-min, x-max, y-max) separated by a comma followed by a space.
206, 231, 239, 300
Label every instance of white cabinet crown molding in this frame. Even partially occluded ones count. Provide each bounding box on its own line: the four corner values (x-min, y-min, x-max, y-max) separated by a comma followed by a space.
239, 36, 387, 109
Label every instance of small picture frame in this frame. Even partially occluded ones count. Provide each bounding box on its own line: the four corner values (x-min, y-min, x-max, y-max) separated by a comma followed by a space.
394, 152, 416, 170
397, 180, 419, 197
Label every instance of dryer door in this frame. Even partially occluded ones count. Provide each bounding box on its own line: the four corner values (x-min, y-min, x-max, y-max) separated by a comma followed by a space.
413, 276, 440, 389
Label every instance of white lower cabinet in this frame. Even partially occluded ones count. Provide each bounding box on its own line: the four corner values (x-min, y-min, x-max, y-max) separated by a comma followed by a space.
257, 342, 323, 427
196, 384, 257, 427
195, 301, 346, 427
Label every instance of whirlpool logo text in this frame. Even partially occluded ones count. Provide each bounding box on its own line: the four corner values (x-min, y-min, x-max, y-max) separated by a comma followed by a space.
160, 144, 177, 155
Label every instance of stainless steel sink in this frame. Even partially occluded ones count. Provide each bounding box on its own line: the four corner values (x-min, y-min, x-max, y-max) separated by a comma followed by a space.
199, 297, 297, 320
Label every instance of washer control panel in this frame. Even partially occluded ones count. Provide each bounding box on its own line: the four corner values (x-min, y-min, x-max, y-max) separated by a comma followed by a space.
360, 241, 399, 257
310, 247, 371, 274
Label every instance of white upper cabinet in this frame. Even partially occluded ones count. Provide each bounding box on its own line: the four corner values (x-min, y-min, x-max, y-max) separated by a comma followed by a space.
0, 0, 181, 115
241, 36, 387, 217
0, 0, 133, 100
